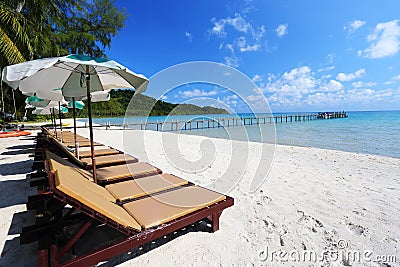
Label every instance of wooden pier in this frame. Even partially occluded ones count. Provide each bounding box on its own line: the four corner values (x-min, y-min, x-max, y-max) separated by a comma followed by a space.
100, 111, 348, 132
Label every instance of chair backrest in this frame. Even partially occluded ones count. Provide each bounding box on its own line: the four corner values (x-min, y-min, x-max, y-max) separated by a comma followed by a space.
52, 168, 141, 231
41, 126, 54, 136
48, 136, 84, 167
45, 151, 92, 182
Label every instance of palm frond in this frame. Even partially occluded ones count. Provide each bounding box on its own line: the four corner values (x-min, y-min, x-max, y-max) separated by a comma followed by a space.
0, 5, 33, 56
0, 27, 26, 64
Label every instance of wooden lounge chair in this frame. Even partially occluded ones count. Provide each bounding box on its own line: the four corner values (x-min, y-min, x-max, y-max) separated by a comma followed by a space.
105, 173, 188, 202
45, 151, 161, 184
46, 135, 138, 169
21, 155, 234, 267
41, 127, 103, 147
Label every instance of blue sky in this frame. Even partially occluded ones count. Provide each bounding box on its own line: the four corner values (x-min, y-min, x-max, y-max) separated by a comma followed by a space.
107, 0, 400, 112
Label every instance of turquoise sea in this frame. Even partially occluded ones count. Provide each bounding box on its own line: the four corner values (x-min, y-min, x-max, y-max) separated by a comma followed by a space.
86, 110, 400, 158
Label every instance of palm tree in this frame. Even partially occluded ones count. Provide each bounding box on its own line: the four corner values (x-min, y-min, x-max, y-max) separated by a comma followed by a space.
0, 1, 60, 67
0, 2, 32, 66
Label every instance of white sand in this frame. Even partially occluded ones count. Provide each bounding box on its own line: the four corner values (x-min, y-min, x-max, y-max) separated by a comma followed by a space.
0, 128, 399, 266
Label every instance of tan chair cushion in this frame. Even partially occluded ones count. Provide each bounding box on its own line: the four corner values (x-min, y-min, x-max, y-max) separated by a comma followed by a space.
65, 141, 103, 147
62, 138, 91, 143
53, 170, 141, 231
81, 154, 138, 167
79, 145, 110, 152
79, 148, 120, 158
105, 174, 188, 201
122, 186, 226, 229
95, 162, 158, 182
45, 150, 77, 169
48, 158, 114, 202
46, 151, 94, 182
49, 136, 76, 156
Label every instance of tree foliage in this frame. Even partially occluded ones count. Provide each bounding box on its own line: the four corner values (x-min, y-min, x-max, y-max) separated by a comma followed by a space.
51, 0, 126, 57
66, 90, 229, 119
0, 0, 126, 119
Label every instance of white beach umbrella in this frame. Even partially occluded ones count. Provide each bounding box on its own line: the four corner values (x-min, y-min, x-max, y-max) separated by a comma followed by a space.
2, 54, 149, 183
32, 105, 68, 115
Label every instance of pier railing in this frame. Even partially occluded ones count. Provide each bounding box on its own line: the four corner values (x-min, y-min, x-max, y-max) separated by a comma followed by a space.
88, 111, 348, 132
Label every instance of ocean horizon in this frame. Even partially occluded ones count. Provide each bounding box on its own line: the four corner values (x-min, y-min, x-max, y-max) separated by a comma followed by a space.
81, 110, 400, 159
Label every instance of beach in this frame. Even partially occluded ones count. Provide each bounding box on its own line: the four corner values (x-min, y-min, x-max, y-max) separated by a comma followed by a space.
0, 128, 399, 266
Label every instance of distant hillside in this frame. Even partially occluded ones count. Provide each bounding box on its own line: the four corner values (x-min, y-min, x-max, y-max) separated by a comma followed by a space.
73, 89, 228, 118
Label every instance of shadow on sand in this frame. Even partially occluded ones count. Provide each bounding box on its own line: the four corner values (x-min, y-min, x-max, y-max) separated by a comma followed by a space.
0, 160, 33, 175
88, 220, 213, 266
0, 177, 34, 208
0, 211, 37, 267
0, 141, 37, 266
6, 144, 35, 150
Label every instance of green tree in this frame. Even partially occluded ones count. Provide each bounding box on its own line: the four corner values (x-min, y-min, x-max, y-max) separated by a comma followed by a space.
53, 0, 126, 57
0, 0, 126, 66
0, 0, 126, 120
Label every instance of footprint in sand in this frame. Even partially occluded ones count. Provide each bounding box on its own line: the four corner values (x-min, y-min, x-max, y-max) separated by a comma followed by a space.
346, 223, 366, 236
352, 210, 365, 217
297, 210, 324, 233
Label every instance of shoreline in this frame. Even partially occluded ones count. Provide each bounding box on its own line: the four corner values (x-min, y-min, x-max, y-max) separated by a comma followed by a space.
23, 116, 400, 160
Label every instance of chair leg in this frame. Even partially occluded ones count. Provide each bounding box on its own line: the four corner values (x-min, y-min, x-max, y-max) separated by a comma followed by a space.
38, 237, 50, 267
38, 249, 49, 267
211, 212, 221, 232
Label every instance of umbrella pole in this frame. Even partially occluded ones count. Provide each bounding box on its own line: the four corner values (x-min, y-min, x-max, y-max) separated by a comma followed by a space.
86, 65, 97, 183
1, 70, 5, 132
58, 101, 63, 142
50, 108, 54, 131
72, 97, 78, 157
52, 108, 57, 138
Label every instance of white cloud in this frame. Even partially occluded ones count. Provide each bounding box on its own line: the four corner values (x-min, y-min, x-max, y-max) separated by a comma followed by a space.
246, 94, 265, 102
225, 43, 234, 53
320, 80, 343, 92
344, 20, 366, 33
252, 74, 262, 82
224, 55, 239, 67
276, 24, 288, 37
383, 74, 400, 85
254, 65, 398, 109
240, 44, 260, 52
210, 13, 252, 37
178, 89, 218, 98
252, 25, 266, 41
160, 95, 168, 100
209, 11, 266, 67
317, 66, 335, 72
222, 95, 239, 106
336, 68, 366, 82
327, 54, 335, 64
235, 36, 260, 52
185, 32, 192, 42
262, 66, 317, 98
352, 81, 377, 88
361, 20, 400, 58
